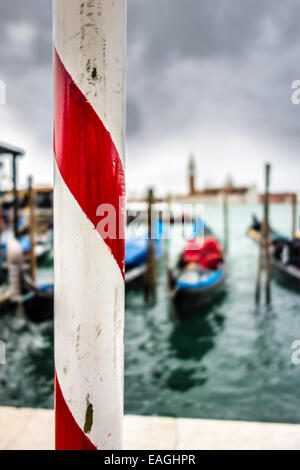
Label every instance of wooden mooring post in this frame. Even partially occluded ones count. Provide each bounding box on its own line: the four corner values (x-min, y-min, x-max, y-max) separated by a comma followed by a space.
28, 176, 37, 282
255, 163, 272, 306
0, 144, 24, 239
144, 188, 157, 305
164, 195, 173, 295
223, 190, 229, 255
0, 196, 3, 261
292, 193, 298, 239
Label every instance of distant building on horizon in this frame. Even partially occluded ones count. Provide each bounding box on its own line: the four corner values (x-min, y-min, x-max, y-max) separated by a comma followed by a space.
168, 156, 297, 205
181, 155, 258, 204
259, 193, 297, 204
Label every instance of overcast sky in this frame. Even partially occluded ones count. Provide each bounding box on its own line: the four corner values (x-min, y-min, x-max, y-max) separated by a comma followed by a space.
0, 0, 299, 195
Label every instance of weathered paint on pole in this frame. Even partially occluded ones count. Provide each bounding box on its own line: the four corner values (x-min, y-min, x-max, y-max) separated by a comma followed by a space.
53, 0, 126, 450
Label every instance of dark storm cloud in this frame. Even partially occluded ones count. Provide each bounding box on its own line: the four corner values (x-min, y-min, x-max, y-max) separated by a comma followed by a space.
0, 0, 52, 72
125, 0, 300, 195
0, 0, 52, 170
0, 0, 299, 190
128, 0, 270, 65
127, 0, 300, 138
127, 0, 300, 72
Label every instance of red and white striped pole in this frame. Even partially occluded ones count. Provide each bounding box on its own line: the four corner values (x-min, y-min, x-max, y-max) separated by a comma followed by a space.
53, 0, 126, 450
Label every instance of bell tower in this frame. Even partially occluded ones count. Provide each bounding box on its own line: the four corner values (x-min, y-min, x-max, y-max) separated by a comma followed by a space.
189, 155, 196, 195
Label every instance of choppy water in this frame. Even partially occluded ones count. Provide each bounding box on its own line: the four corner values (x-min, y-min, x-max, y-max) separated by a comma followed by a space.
1, 205, 300, 423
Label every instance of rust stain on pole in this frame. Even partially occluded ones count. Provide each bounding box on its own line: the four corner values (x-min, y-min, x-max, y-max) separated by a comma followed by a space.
84, 395, 94, 434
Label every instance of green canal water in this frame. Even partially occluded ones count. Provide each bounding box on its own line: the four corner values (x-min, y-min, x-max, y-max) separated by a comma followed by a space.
0, 205, 300, 424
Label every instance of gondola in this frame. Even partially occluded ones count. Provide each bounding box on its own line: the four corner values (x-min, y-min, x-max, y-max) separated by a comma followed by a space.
125, 221, 163, 285
170, 221, 226, 315
0, 276, 54, 323
248, 215, 300, 291
20, 275, 53, 323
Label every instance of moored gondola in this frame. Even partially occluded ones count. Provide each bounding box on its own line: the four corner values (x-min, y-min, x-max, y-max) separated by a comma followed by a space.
21, 275, 53, 323
170, 222, 226, 316
0, 275, 54, 323
248, 215, 300, 291
125, 221, 164, 285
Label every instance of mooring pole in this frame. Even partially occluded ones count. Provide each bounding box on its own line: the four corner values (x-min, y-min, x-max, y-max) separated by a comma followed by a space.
164, 195, 172, 293
255, 164, 272, 305
12, 154, 19, 239
7, 235, 23, 302
54, 0, 126, 450
0, 196, 3, 260
144, 188, 157, 305
292, 193, 298, 239
255, 241, 263, 306
28, 176, 37, 282
223, 190, 229, 255
261, 163, 272, 305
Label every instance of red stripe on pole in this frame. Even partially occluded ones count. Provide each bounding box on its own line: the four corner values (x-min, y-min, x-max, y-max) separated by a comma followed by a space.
54, 48, 125, 277
55, 373, 97, 450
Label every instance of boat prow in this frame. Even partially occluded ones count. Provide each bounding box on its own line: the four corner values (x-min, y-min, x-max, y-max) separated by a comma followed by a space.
175, 264, 225, 296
